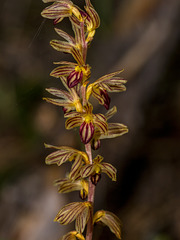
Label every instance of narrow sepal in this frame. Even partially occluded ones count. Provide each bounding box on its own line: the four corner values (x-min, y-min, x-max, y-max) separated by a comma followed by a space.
93, 114, 107, 134
61, 231, 85, 240
100, 162, 117, 181
105, 106, 117, 120
50, 40, 72, 53
69, 154, 84, 180
55, 202, 84, 225
100, 123, 129, 139
44, 144, 89, 166
93, 210, 121, 239
55, 202, 91, 233
54, 178, 81, 193
75, 203, 91, 233
50, 65, 75, 78
54, 178, 88, 197
41, 1, 72, 20
54, 28, 75, 44
85, 5, 100, 30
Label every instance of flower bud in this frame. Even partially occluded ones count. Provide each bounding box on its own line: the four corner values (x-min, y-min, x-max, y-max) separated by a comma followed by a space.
91, 173, 101, 185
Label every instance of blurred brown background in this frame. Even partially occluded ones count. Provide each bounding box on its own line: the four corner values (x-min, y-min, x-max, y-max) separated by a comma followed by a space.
0, 0, 180, 240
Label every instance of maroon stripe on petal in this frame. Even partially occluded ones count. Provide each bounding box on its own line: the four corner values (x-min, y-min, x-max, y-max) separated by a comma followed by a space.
79, 121, 94, 144
67, 70, 83, 88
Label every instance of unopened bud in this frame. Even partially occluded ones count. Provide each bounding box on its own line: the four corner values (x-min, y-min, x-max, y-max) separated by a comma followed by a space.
91, 173, 101, 185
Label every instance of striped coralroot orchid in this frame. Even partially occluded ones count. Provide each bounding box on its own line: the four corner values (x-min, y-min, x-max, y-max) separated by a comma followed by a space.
41, 0, 128, 239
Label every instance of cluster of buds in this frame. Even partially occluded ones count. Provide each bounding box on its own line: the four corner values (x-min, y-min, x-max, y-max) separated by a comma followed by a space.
41, 0, 128, 239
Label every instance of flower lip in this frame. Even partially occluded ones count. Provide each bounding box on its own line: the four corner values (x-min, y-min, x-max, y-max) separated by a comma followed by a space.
79, 121, 94, 144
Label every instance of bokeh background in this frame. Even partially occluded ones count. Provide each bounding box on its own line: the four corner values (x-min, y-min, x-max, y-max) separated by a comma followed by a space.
0, 0, 180, 239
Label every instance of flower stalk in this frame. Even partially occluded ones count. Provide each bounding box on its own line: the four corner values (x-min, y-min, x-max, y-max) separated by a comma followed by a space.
41, 0, 128, 239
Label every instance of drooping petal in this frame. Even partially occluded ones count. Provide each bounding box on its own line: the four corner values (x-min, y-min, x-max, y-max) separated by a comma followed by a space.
100, 162, 117, 181
84, 5, 100, 31
69, 154, 84, 180
75, 202, 91, 233
93, 210, 121, 239
61, 231, 85, 240
79, 121, 94, 144
105, 106, 117, 120
91, 137, 100, 150
55, 201, 91, 231
55, 202, 84, 225
92, 86, 111, 109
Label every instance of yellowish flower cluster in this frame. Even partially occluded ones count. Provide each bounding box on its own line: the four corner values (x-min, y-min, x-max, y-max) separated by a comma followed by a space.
41, 0, 128, 239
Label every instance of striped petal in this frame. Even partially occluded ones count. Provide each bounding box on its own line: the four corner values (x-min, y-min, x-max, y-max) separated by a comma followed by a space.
54, 28, 75, 44
93, 210, 121, 239
43, 97, 74, 108
85, 5, 100, 30
69, 154, 84, 180
100, 162, 117, 181
105, 106, 117, 120
55, 201, 91, 230
79, 121, 94, 144
44, 144, 89, 166
100, 123, 128, 139
50, 40, 72, 53
67, 70, 83, 88
50, 65, 75, 78
92, 86, 110, 109
62, 231, 85, 240
55, 202, 84, 225
41, 2, 72, 20
65, 115, 83, 129
75, 204, 91, 233
93, 113, 107, 134
81, 164, 96, 178
54, 178, 88, 198
54, 178, 81, 193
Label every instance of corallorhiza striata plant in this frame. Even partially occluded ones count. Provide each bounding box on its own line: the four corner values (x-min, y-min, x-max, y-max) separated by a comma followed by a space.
41, 0, 128, 239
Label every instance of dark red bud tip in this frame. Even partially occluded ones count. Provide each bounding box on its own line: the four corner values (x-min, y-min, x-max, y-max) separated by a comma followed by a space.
79, 190, 87, 200
91, 138, 101, 150
91, 173, 101, 185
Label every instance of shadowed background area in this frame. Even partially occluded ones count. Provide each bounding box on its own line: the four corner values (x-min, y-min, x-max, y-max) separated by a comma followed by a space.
0, 0, 180, 240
